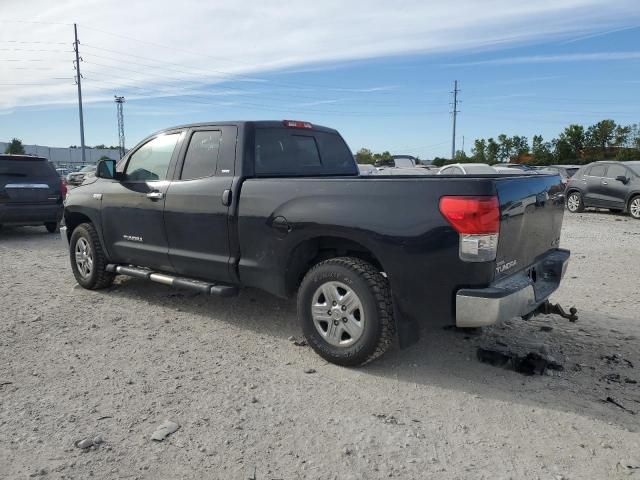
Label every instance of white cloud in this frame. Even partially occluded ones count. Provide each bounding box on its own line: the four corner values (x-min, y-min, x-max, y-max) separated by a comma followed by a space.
1, 0, 639, 109
447, 51, 640, 66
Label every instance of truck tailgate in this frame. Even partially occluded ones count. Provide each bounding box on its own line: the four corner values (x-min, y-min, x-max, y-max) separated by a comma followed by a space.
494, 174, 565, 281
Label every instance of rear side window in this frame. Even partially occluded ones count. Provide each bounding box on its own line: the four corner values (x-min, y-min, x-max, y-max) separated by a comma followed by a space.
606, 164, 627, 179
254, 128, 356, 176
565, 168, 579, 177
181, 130, 221, 180
589, 165, 607, 177
0, 159, 56, 178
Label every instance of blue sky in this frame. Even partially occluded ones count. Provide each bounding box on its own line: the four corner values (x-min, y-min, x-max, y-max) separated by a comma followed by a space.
1, 0, 639, 159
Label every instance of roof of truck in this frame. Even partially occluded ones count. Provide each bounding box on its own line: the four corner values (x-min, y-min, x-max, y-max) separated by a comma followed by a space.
156, 120, 339, 134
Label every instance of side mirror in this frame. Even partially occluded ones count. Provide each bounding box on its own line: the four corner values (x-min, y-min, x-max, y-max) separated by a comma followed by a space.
615, 175, 629, 184
96, 159, 116, 179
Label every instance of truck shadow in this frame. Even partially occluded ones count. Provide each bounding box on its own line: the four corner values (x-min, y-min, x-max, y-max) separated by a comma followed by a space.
102, 277, 639, 430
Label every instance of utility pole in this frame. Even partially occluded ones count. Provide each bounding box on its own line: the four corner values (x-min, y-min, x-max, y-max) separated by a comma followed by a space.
450, 80, 460, 160
73, 23, 86, 165
114, 96, 126, 158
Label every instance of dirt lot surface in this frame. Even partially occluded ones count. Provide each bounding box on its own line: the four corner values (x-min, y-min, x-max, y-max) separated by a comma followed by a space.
1, 211, 639, 479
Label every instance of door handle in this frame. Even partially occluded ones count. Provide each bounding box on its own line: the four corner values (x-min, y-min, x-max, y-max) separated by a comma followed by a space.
222, 189, 232, 206
146, 191, 164, 200
602, 181, 608, 185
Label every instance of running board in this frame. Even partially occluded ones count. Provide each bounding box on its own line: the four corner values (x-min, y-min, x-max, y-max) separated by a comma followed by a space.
106, 264, 239, 297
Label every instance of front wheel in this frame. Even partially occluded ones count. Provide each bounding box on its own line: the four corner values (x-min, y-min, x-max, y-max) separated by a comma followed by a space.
69, 223, 114, 289
566, 191, 585, 213
297, 257, 395, 366
629, 196, 640, 219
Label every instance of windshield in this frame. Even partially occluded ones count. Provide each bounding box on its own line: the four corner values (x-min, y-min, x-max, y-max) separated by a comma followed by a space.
628, 164, 640, 175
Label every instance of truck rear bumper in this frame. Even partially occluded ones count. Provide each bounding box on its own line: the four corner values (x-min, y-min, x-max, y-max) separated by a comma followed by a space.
455, 248, 570, 328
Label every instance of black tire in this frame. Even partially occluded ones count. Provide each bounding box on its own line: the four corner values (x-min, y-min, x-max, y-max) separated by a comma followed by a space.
566, 191, 585, 213
45, 222, 59, 233
297, 257, 395, 367
69, 223, 114, 289
629, 195, 640, 220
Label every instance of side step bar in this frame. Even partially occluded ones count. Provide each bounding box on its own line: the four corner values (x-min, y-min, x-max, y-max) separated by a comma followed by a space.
106, 264, 239, 297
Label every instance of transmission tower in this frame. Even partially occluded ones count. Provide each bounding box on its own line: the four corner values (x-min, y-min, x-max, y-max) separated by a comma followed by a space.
450, 80, 460, 160
114, 96, 126, 158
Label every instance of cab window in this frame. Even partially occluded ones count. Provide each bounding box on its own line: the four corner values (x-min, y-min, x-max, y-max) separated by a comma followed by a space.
124, 133, 180, 182
180, 130, 222, 180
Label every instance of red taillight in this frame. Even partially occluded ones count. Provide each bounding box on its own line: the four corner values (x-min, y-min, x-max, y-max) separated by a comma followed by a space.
283, 120, 313, 129
439, 196, 499, 234
60, 179, 68, 199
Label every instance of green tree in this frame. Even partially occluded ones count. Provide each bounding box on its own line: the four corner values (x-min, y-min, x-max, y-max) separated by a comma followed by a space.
616, 148, 639, 161
454, 150, 469, 162
511, 135, 529, 159
355, 148, 374, 164
431, 157, 447, 167
532, 135, 553, 165
471, 139, 487, 163
4, 138, 25, 154
372, 151, 393, 166
497, 134, 513, 162
586, 119, 617, 158
559, 124, 585, 159
614, 125, 631, 147
486, 138, 499, 164
553, 137, 573, 163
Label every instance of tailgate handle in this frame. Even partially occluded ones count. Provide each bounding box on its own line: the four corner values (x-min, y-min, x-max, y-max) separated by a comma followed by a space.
146, 191, 164, 200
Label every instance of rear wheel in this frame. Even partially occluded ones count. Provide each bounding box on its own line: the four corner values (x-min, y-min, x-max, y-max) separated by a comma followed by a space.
566, 191, 584, 213
629, 196, 640, 220
45, 222, 59, 233
69, 223, 114, 289
297, 257, 395, 366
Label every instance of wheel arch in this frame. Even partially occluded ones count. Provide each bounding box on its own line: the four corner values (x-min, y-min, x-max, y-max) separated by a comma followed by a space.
285, 235, 385, 296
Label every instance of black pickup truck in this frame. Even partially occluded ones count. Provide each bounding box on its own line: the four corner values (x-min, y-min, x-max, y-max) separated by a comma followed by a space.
62, 120, 570, 366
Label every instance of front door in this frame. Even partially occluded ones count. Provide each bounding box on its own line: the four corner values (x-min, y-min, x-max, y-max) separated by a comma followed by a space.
599, 163, 629, 208
101, 131, 183, 271
163, 126, 237, 282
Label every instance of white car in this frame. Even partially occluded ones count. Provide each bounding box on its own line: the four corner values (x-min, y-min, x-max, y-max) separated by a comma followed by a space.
437, 163, 497, 175
66, 165, 96, 185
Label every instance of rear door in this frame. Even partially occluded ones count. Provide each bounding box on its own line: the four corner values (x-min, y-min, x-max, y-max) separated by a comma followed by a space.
163, 126, 237, 282
101, 131, 183, 271
0, 159, 61, 206
494, 174, 565, 280
599, 164, 629, 208
583, 164, 608, 206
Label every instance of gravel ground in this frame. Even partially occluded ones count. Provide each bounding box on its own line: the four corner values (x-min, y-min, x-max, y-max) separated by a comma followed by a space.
0, 211, 639, 479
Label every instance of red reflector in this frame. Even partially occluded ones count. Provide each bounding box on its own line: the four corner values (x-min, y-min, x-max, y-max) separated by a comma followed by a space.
439, 196, 499, 234
283, 120, 313, 129
60, 179, 68, 199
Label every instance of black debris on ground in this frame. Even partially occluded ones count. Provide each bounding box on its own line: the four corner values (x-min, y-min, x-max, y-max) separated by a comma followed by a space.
477, 347, 564, 376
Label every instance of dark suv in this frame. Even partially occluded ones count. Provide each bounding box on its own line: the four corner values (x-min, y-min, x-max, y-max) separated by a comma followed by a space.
565, 161, 640, 219
0, 155, 66, 232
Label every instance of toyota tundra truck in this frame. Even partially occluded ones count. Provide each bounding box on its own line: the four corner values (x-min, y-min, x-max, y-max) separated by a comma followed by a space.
61, 120, 570, 366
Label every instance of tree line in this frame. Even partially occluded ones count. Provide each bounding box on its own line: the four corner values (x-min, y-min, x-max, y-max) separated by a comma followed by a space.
446, 119, 640, 167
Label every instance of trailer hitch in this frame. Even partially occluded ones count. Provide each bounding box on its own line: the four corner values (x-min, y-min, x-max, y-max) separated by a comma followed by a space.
529, 300, 578, 322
